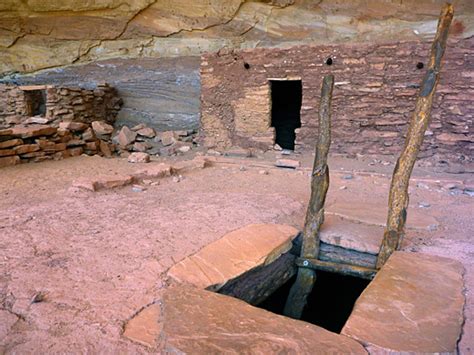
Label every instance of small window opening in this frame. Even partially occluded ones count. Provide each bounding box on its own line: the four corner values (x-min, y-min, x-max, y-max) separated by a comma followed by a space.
270, 80, 302, 150
243, 62, 250, 70
325, 57, 333, 66
24, 89, 47, 117
416, 62, 424, 70
258, 271, 370, 333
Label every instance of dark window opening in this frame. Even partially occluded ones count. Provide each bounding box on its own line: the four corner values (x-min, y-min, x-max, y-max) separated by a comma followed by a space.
325, 57, 333, 66
257, 271, 370, 333
24, 89, 47, 117
416, 62, 424, 70
244, 62, 250, 70
270, 80, 302, 150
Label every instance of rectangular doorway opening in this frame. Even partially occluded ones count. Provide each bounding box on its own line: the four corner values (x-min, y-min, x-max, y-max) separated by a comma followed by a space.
270, 80, 302, 150
24, 89, 47, 117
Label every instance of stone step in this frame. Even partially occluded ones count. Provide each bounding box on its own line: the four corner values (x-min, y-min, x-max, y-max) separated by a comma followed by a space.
342, 251, 465, 354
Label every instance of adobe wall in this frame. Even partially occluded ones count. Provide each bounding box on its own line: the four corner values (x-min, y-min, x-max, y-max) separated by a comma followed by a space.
200, 38, 473, 164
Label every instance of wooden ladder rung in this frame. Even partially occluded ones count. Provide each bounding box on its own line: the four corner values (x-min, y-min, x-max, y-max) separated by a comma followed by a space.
296, 257, 378, 280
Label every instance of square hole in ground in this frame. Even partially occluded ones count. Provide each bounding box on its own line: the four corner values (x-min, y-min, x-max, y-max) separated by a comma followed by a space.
257, 271, 371, 333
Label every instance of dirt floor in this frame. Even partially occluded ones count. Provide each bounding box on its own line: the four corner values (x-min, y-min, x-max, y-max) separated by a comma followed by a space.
1, 152, 473, 353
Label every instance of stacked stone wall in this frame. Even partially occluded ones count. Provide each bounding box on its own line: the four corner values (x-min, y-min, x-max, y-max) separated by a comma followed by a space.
201, 38, 473, 164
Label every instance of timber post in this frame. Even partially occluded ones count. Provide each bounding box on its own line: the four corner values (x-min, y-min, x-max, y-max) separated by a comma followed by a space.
376, 3, 454, 269
283, 74, 334, 319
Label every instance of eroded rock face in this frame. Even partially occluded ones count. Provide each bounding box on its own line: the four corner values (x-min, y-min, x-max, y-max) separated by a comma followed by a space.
1, 0, 473, 74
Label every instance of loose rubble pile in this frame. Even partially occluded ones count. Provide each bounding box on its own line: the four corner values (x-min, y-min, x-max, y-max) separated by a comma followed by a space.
0, 120, 198, 168
113, 124, 198, 162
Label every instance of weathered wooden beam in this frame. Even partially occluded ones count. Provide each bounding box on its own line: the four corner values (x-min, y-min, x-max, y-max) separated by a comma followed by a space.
283, 75, 334, 319
217, 252, 297, 306
296, 258, 377, 280
376, 3, 454, 269
291, 233, 377, 269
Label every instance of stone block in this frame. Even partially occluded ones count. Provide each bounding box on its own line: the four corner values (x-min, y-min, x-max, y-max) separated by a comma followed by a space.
275, 159, 300, 169
10, 125, 57, 138
128, 152, 150, 163
168, 224, 298, 291
91, 121, 114, 135
117, 126, 137, 148
13, 144, 40, 155
124, 285, 367, 353
59, 121, 88, 132
0, 139, 22, 149
342, 252, 465, 354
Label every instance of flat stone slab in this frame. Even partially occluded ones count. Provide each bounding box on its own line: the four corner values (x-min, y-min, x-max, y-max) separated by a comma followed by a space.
320, 214, 384, 254
342, 251, 465, 353
326, 201, 439, 231
124, 285, 367, 353
167, 224, 298, 291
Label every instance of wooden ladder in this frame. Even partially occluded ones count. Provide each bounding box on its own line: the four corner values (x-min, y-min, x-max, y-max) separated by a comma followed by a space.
284, 3, 454, 319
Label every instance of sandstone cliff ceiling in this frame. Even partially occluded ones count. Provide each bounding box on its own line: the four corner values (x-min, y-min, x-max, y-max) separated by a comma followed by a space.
0, 0, 473, 75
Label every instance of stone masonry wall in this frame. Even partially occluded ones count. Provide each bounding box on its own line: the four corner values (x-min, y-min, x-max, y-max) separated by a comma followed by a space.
0, 83, 122, 129
0, 83, 123, 168
201, 38, 473, 164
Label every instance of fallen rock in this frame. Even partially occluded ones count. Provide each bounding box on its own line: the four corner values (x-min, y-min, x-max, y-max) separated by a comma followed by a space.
136, 127, 156, 138
99, 141, 112, 158
177, 145, 191, 153
117, 126, 137, 148
59, 121, 88, 132
133, 142, 150, 152
342, 252, 465, 354
161, 131, 177, 146
128, 152, 150, 163
275, 159, 300, 169
91, 121, 114, 136
131, 123, 146, 131
95, 175, 133, 190
124, 285, 367, 353
168, 224, 298, 291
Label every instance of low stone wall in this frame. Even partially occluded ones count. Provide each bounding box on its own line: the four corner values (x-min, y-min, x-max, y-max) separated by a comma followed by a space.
0, 83, 122, 128
200, 38, 473, 164
0, 122, 117, 168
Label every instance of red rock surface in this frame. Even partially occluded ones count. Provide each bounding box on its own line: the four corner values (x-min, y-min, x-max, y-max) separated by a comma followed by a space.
342, 251, 465, 353
167, 223, 298, 290
124, 285, 367, 353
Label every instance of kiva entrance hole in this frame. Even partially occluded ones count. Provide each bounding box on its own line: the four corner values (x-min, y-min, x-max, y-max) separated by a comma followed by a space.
270, 80, 302, 150
258, 271, 370, 333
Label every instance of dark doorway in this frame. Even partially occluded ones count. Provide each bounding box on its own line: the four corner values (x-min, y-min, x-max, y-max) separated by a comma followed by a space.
270, 80, 302, 150
24, 90, 47, 117
257, 271, 370, 333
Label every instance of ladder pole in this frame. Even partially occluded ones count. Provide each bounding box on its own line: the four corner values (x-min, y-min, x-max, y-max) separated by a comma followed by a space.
283, 74, 334, 319
376, 3, 454, 269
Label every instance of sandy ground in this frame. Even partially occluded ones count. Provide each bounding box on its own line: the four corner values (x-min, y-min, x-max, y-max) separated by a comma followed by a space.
0, 152, 473, 354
